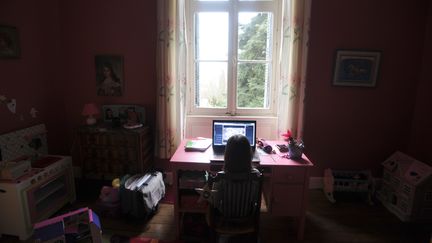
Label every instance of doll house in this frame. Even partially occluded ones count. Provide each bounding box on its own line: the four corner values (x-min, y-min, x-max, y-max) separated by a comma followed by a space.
377, 151, 432, 222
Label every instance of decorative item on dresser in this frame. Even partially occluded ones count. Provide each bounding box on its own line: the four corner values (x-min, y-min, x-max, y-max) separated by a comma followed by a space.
76, 126, 153, 180
82, 103, 100, 125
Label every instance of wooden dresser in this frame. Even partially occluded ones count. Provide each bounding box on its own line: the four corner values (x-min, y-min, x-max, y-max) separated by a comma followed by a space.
77, 126, 153, 179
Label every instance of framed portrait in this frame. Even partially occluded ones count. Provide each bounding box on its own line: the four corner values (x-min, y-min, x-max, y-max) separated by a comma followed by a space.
332, 50, 381, 87
102, 105, 145, 125
95, 55, 124, 96
0, 25, 20, 58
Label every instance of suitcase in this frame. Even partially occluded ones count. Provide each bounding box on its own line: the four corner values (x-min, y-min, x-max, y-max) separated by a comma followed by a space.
120, 171, 165, 218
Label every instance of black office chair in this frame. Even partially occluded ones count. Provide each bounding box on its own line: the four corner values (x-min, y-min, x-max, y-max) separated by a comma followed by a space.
205, 169, 263, 243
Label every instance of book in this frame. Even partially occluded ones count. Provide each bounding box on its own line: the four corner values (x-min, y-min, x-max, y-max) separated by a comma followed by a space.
123, 123, 143, 129
185, 138, 212, 152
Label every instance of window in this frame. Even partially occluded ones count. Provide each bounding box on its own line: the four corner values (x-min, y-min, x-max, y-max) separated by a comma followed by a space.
186, 0, 281, 116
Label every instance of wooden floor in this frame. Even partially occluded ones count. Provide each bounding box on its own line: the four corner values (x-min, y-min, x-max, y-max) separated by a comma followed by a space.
1, 189, 431, 243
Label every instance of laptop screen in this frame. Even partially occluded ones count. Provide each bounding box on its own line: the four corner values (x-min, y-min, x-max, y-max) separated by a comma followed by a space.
212, 120, 256, 151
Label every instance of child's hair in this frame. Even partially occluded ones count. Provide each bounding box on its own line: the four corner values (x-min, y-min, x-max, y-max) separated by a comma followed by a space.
224, 134, 252, 173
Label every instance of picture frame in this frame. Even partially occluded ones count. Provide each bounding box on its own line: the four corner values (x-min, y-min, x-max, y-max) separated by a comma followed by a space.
95, 55, 124, 96
102, 105, 145, 126
0, 25, 20, 58
332, 50, 381, 87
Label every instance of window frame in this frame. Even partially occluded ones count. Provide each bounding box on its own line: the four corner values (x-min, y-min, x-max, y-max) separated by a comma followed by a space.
186, 0, 282, 117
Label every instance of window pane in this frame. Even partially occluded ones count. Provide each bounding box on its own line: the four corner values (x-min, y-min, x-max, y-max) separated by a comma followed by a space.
196, 12, 229, 61
196, 61, 227, 108
238, 12, 272, 61
237, 62, 270, 108
237, 12, 272, 109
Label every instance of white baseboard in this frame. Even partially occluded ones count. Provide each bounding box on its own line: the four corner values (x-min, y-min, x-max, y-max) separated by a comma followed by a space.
308, 177, 381, 189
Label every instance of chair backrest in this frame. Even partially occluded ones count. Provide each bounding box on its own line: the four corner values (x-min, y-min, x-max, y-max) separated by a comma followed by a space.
211, 169, 263, 220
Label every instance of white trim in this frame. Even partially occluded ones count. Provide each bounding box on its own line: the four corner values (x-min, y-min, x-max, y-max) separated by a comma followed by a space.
308, 177, 381, 190
185, 115, 278, 139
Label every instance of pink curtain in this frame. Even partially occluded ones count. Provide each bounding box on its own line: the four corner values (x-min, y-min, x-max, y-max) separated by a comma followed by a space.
156, 0, 187, 159
277, 0, 312, 139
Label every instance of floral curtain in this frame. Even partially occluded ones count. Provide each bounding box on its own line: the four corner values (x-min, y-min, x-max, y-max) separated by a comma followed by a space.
277, 0, 312, 139
156, 0, 187, 159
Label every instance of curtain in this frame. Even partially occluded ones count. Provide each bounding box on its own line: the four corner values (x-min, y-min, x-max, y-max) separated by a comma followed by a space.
156, 0, 187, 159
277, 0, 312, 139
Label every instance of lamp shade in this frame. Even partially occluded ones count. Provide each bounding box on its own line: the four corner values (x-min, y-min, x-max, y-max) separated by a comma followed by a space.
82, 103, 100, 116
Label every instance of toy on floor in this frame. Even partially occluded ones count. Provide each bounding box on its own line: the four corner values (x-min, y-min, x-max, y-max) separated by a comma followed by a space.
34, 207, 102, 243
323, 169, 336, 203
99, 178, 120, 203
377, 151, 432, 222
323, 168, 373, 205
95, 178, 121, 218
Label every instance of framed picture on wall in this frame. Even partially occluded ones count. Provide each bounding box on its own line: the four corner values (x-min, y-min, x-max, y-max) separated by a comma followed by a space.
332, 50, 381, 87
0, 25, 20, 58
95, 55, 124, 96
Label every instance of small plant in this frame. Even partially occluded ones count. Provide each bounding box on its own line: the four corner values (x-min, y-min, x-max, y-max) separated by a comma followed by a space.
281, 130, 304, 159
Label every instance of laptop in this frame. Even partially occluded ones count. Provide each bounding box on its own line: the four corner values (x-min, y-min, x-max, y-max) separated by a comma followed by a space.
210, 120, 260, 163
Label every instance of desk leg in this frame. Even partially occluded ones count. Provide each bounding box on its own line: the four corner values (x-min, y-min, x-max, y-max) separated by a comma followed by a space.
297, 168, 310, 241
173, 169, 180, 239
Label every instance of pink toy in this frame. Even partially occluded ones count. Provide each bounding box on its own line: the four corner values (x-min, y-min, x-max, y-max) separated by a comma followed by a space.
99, 186, 119, 203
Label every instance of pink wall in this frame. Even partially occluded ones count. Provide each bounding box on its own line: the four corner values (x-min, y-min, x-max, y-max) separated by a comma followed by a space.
408, 0, 432, 163
0, 0, 65, 153
304, 0, 429, 175
1, 0, 157, 159
58, 0, 157, 158
1, 0, 430, 175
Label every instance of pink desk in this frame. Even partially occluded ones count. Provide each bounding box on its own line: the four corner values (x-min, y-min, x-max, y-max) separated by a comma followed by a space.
170, 139, 314, 240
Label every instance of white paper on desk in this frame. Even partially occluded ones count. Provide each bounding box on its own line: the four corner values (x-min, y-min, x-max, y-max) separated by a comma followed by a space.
257, 148, 269, 155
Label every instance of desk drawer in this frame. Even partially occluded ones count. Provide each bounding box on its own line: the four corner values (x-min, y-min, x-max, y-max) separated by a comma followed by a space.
273, 167, 306, 184
272, 184, 303, 216
257, 166, 272, 174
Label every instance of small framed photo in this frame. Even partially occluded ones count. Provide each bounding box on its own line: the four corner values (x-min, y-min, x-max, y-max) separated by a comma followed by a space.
102, 105, 145, 125
95, 55, 124, 96
0, 25, 20, 58
332, 50, 381, 87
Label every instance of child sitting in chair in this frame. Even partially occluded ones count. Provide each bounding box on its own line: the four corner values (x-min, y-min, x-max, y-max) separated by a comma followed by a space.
199, 134, 262, 239
223, 134, 256, 173
197, 134, 260, 203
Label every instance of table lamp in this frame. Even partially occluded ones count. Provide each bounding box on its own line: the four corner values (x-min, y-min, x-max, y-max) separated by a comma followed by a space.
82, 103, 99, 125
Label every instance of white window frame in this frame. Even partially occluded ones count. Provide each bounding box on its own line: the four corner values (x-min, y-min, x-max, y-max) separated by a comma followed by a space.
185, 0, 282, 117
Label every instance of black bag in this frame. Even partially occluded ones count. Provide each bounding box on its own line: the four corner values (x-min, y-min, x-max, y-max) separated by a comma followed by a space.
120, 171, 165, 218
